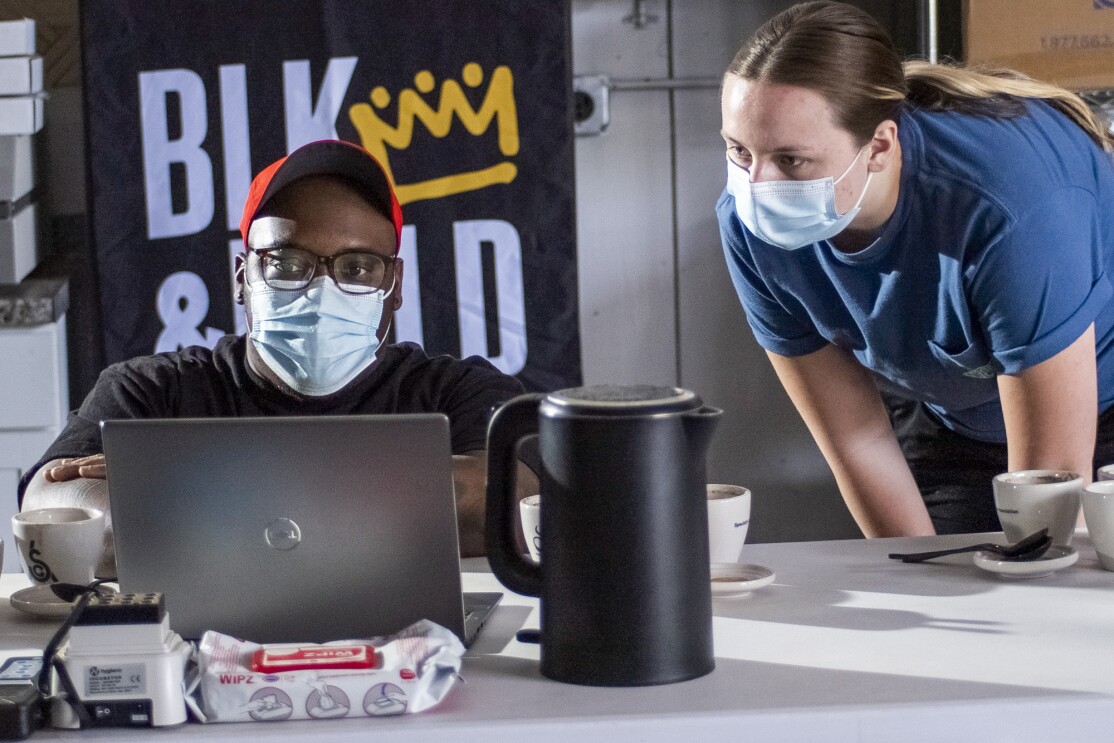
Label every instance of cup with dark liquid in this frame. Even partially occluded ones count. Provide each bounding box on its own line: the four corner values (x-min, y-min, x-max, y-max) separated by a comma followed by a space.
992, 470, 1082, 546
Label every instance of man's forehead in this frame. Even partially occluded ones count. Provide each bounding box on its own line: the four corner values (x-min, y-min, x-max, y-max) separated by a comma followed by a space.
247, 216, 297, 248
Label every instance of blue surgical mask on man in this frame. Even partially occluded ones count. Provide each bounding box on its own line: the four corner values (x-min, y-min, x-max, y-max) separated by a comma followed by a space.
248, 275, 390, 396
726, 146, 873, 250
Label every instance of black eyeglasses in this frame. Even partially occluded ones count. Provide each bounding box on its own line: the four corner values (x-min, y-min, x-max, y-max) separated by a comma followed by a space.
248, 246, 395, 295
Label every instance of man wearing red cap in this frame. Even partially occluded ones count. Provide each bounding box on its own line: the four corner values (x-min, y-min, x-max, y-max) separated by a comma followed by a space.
20, 140, 535, 569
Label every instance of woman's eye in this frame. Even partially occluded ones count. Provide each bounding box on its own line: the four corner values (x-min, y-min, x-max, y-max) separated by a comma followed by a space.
727, 146, 751, 166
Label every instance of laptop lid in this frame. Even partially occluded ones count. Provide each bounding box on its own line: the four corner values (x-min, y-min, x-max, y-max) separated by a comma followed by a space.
101, 414, 477, 644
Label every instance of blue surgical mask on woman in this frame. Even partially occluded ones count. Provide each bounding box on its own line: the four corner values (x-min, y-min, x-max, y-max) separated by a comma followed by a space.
726, 146, 873, 250
248, 275, 390, 396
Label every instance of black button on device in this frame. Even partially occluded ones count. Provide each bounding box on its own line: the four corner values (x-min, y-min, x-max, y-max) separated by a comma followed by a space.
81, 700, 153, 728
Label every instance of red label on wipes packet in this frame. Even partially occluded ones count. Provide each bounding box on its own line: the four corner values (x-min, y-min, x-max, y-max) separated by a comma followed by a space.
250, 644, 378, 672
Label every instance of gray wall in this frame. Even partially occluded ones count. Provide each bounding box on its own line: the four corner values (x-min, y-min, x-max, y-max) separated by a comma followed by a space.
573, 0, 864, 542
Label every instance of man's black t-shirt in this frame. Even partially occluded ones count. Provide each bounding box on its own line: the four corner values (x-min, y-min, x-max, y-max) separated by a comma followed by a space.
18, 336, 524, 500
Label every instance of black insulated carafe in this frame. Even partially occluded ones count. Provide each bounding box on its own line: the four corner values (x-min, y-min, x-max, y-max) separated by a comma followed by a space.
486, 384, 721, 686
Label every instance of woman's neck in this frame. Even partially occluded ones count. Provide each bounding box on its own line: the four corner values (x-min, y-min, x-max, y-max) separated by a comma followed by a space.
830, 138, 903, 253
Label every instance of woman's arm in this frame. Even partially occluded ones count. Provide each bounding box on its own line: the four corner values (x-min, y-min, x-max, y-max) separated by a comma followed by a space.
998, 325, 1097, 480
768, 344, 935, 537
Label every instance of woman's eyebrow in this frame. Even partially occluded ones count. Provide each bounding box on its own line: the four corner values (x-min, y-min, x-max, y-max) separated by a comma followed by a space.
768, 144, 814, 154
719, 133, 815, 155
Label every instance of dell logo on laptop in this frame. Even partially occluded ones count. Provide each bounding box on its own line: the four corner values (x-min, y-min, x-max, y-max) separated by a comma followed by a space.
264, 518, 302, 550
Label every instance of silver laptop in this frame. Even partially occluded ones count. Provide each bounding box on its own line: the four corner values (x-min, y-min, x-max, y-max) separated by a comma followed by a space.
101, 414, 500, 645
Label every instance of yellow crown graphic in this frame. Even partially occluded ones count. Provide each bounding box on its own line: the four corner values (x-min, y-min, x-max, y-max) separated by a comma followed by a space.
349, 62, 519, 205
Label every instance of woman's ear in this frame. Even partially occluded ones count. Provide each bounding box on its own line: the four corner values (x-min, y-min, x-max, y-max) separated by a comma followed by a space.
867, 119, 900, 172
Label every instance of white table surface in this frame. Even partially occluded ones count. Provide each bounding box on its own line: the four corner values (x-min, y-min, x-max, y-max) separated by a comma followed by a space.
5, 532, 1114, 742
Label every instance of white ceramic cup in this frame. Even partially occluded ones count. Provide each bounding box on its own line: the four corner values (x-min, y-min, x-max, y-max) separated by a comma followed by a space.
1082, 480, 1114, 571
11, 507, 105, 585
1098, 463, 1114, 482
518, 495, 542, 562
707, 484, 751, 563
992, 470, 1082, 546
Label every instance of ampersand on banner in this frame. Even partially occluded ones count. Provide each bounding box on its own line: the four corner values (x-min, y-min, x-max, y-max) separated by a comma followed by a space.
155, 271, 226, 352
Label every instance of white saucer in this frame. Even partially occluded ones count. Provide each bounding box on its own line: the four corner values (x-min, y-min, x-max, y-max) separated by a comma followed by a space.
973, 545, 1079, 579
710, 563, 775, 598
10, 584, 76, 618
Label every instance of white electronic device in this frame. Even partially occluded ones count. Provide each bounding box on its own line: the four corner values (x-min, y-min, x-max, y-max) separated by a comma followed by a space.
52, 593, 191, 729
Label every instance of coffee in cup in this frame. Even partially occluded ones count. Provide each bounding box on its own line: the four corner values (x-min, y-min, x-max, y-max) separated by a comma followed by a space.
1098, 463, 1114, 482
992, 470, 1081, 546
11, 507, 105, 585
707, 484, 750, 563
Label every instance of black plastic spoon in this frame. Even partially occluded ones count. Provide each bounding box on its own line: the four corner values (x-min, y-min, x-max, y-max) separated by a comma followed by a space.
888, 528, 1052, 563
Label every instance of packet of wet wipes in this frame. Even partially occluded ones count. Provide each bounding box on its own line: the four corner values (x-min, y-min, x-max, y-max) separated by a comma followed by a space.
190, 619, 464, 723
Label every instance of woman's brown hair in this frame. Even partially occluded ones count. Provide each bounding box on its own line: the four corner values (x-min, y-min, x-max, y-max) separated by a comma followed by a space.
727, 0, 1112, 152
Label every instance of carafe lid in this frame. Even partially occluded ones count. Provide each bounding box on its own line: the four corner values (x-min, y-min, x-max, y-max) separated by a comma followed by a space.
543, 384, 700, 416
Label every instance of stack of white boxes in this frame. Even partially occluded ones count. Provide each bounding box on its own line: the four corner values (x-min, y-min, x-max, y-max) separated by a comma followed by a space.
0, 17, 67, 571
0, 17, 41, 283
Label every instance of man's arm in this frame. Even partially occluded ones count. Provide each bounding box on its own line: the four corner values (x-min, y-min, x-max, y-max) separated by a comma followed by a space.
767, 344, 936, 537
453, 450, 539, 557
998, 325, 1097, 481
21, 455, 117, 578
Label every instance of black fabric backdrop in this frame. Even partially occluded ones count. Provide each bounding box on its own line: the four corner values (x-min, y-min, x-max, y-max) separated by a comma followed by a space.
80, 0, 580, 391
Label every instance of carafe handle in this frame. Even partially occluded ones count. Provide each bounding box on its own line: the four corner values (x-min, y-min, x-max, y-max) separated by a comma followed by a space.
485, 393, 545, 597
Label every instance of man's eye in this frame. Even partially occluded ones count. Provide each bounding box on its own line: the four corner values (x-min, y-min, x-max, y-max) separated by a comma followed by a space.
338, 264, 369, 279
265, 255, 310, 274
778, 156, 803, 169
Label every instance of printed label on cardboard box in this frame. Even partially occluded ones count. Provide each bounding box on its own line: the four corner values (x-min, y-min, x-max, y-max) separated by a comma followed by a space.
965, 0, 1114, 90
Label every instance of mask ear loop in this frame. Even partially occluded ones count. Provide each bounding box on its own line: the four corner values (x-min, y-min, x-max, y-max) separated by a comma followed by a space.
833, 145, 869, 185
833, 145, 874, 217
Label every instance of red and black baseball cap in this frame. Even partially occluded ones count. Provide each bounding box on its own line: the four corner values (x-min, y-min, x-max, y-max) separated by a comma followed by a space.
239, 139, 403, 253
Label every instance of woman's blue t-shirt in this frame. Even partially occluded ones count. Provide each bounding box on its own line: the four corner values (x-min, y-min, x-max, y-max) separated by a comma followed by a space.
717, 100, 1114, 443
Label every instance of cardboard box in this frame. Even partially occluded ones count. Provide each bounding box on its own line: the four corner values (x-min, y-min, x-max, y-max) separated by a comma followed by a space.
0, 95, 42, 135
0, 201, 37, 284
0, 56, 41, 95
965, 0, 1114, 90
0, 135, 33, 203
0, 19, 34, 58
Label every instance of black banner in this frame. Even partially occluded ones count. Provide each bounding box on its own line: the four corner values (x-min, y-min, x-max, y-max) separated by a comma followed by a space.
80, 0, 580, 391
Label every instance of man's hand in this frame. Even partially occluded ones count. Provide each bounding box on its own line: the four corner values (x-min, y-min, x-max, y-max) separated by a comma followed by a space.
452, 453, 489, 558
452, 451, 539, 558
24, 456, 115, 579
44, 454, 107, 482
